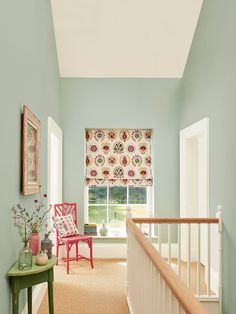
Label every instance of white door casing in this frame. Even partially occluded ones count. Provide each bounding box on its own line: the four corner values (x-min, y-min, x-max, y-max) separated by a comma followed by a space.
47, 117, 63, 252
180, 117, 209, 264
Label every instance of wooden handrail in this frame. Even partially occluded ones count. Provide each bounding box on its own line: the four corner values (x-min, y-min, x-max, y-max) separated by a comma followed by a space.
132, 217, 219, 224
127, 218, 209, 314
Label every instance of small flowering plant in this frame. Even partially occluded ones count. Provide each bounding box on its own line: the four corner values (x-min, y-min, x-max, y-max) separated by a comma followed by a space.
12, 186, 52, 244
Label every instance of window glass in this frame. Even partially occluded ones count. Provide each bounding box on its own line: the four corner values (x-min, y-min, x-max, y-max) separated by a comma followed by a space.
108, 206, 126, 236
129, 205, 147, 218
128, 187, 147, 204
109, 187, 127, 204
87, 186, 149, 236
88, 205, 107, 225
88, 187, 107, 204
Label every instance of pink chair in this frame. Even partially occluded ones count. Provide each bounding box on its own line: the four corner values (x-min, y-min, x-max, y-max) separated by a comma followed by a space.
54, 202, 94, 274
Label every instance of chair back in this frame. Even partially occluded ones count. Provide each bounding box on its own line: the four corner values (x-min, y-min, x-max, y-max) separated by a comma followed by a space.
54, 203, 78, 226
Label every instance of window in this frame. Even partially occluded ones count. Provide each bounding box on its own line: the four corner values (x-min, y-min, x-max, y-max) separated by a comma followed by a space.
87, 186, 151, 236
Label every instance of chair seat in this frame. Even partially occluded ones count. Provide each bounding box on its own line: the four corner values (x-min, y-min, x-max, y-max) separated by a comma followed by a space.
61, 234, 92, 242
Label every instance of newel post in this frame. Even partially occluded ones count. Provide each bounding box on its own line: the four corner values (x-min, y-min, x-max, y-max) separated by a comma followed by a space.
216, 205, 223, 314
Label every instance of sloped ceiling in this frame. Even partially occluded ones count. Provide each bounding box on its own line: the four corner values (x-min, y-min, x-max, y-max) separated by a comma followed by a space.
51, 0, 203, 78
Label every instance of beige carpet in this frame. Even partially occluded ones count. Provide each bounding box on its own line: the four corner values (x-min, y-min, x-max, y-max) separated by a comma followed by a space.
38, 259, 130, 314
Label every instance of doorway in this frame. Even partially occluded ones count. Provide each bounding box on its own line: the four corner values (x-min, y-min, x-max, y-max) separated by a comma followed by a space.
180, 117, 209, 264
47, 117, 63, 252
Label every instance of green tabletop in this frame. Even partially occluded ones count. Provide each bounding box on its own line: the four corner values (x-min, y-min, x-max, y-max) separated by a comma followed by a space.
8, 255, 57, 277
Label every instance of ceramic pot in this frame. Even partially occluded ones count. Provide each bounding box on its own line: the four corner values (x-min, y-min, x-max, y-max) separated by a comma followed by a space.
99, 223, 108, 236
41, 234, 52, 259
36, 251, 48, 266
29, 232, 40, 255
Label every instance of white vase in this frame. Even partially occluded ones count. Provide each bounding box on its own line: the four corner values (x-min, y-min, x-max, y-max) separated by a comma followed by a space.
99, 223, 108, 236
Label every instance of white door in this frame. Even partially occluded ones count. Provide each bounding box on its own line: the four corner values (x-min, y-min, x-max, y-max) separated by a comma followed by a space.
47, 117, 62, 251
180, 117, 209, 265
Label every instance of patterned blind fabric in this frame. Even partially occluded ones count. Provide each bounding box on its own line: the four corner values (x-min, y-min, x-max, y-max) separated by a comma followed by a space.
85, 129, 153, 186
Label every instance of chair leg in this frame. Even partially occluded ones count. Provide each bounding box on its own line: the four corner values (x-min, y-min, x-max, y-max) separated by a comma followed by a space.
89, 239, 94, 269
66, 243, 70, 274
56, 242, 59, 265
76, 243, 79, 261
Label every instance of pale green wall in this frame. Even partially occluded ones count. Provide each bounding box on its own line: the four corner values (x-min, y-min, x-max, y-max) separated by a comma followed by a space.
179, 1, 236, 313
60, 78, 181, 230
0, 1, 60, 313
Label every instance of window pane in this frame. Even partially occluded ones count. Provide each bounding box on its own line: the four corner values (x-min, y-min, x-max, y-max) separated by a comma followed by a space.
88, 187, 107, 204
109, 187, 127, 204
108, 205, 126, 236
130, 205, 147, 218
129, 187, 147, 204
88, 205, 107, 225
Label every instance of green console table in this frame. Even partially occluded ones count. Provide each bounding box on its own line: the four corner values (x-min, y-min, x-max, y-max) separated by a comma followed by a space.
8, 255, 57, 314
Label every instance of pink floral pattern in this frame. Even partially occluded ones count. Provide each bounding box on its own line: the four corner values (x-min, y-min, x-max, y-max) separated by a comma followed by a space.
53, 214, 79, 237
85, 129, 153, 186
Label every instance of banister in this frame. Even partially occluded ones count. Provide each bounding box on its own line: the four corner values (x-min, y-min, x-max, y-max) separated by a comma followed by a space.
132, 217, 219, 224
127, 218, 209, 314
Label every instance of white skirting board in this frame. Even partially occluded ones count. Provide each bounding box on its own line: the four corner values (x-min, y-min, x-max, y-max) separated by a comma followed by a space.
21, 283, 47, 314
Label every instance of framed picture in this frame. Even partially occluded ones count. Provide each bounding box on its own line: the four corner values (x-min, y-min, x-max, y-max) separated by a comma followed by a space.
22, 105, 40, 195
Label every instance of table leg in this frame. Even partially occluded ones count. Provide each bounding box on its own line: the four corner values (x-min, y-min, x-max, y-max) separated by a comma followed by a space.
12, 291, 19, 314
48, 281, 54, 314
28, 287, 32, 314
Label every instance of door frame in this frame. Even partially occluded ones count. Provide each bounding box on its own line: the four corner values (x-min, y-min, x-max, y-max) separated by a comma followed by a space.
47, 117, 63, 225
180, 117, 209, 262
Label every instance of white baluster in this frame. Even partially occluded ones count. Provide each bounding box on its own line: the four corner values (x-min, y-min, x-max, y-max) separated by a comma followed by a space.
158, 224, 162, 255
197, 223, 200, 296
168, 224, 171, 265
207, 223, 211, 296
149, 224, 152, 239
178, 224, 181, 277
139, 223, 142, 232
187, 224, 191, 288
217, 205, 223, 314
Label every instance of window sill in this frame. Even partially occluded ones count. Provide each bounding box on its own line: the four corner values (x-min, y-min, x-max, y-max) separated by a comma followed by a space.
93, 235, 127, 239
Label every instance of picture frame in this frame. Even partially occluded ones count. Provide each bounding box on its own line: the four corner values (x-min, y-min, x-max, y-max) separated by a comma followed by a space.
22, 105, 40, 195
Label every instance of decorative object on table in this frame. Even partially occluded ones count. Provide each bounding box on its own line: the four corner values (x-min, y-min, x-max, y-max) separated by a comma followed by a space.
36, 250, 48, 266
99, 223, 108, 236
84, 223, 97, 236
22, 105, 41, 195
29, 232, 40, 255
12, 187, 52, 264
54, 203, 94, 274
18, 243, 32, 271
41, 233, 53, 259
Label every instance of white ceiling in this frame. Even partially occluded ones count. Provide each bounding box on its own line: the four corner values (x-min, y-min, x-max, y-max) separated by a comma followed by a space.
51, 0, 203, 78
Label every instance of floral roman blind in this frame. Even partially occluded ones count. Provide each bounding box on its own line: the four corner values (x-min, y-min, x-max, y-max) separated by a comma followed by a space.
85, 129, 153, 186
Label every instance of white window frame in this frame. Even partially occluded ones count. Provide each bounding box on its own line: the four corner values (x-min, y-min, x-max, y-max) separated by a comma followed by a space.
84, 185, 154, 226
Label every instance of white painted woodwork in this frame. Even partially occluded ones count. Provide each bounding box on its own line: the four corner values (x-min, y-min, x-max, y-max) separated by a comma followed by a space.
126, 219, 212, 314
47, 117, 63, 254
180, 117, 209, 266
50, 0, 203, 78
128, 207, 223, 314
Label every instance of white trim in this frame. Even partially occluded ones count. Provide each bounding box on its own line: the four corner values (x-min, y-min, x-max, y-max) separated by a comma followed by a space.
21, 283, 47, 314
180, 117, 209, 262
47, 117, 63, 207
